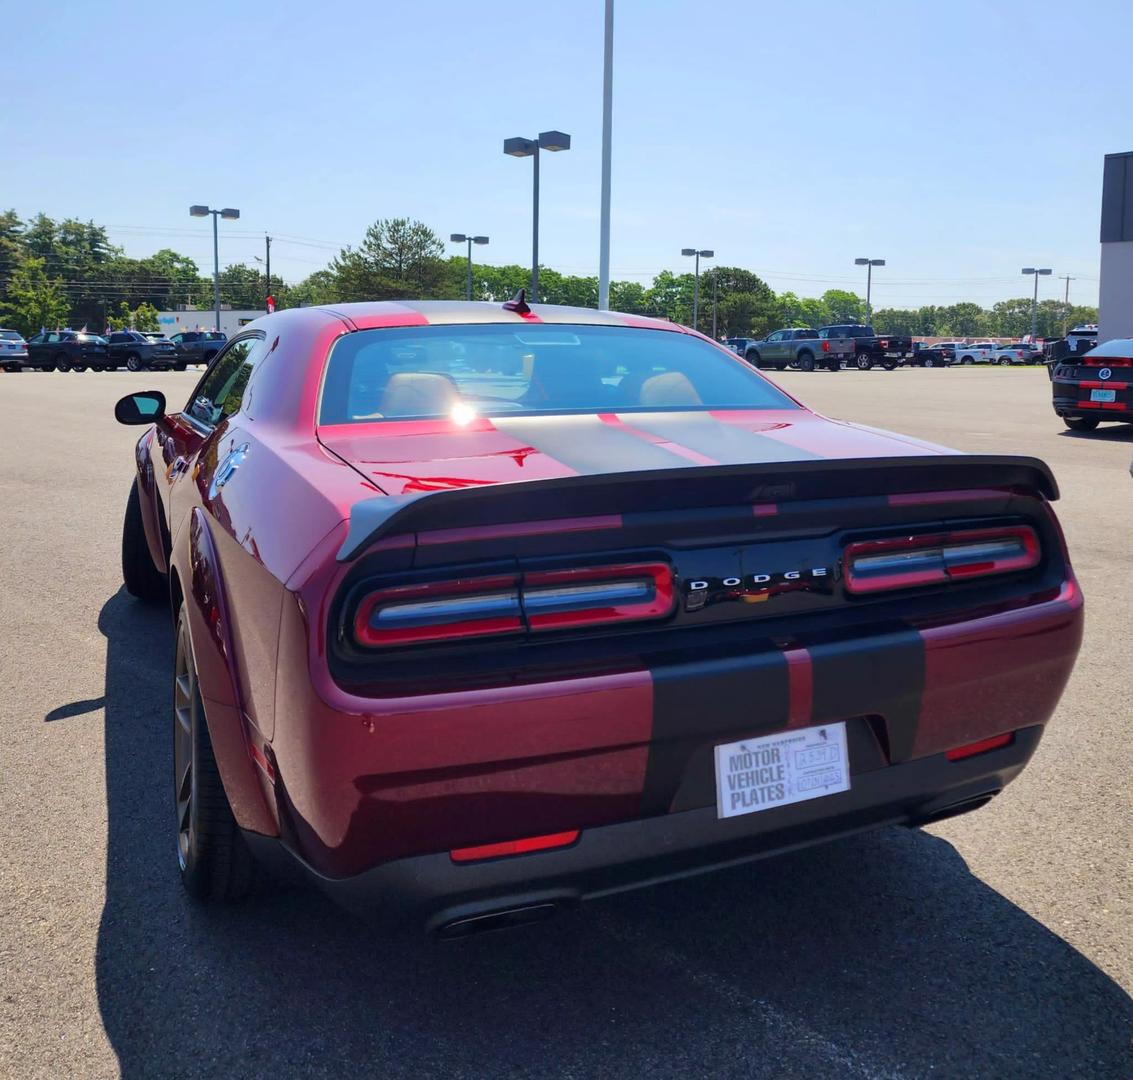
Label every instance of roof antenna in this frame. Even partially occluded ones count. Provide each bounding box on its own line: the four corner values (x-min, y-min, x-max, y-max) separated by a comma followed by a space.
502, 288, 530, 315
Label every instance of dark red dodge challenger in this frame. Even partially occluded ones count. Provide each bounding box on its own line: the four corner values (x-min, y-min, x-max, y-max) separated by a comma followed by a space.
116, 298, 1083, 936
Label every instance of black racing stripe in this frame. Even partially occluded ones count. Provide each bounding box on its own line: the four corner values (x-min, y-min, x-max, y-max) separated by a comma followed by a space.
808, 625, 924, 763
621, 412, 825, 464
642, 647, 790, 816
493, 415, 695, 474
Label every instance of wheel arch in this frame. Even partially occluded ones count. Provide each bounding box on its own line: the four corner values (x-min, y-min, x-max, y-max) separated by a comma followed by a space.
172, 507, 279, 836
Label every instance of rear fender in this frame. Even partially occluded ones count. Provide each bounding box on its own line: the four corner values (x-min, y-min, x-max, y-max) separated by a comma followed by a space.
174, 506, 278, 836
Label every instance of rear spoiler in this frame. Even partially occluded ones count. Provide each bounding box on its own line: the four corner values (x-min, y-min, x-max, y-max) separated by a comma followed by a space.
337, 454, 1058, 562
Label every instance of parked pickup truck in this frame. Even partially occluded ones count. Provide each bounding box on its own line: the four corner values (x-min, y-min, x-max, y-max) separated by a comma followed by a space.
989, 343, 1042, 366
820, 325, 914, 370
744, 327, 855, 372
168, 330, 227, 365
955, 342, 1000, 365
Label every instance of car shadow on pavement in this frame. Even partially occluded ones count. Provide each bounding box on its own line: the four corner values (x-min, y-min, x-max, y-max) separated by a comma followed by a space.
1058, 425, 1133, 442
93, 588, 1133, 1080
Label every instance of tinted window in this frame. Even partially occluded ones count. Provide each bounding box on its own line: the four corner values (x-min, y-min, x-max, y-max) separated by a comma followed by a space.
794, 329, 817, 339
188, 337, 265, 426
766, 332, 783, 342
319, 324, 798, 424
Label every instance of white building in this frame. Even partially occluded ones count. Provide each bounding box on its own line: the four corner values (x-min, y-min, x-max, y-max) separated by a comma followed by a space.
1099, 151, 1133, 342
156, 309, 266, 338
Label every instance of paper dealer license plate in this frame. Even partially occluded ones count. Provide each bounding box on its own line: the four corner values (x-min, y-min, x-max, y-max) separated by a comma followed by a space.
1090, 389, 1116, 402
714, 722, 850, 819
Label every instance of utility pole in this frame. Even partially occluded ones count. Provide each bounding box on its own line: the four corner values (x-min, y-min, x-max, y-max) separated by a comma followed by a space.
711, 267, 718, 339
265, 235, 272, 312
1060, 275, 1075, 337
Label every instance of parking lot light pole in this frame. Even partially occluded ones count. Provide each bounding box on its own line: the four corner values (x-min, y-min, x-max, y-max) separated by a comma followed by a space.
681, 248, 714, 332
1022, 267, 1053, 341
190, 205, 240, 331
450, 234, 489, 301
854, 258, 885, 322
503, 131, 571, 302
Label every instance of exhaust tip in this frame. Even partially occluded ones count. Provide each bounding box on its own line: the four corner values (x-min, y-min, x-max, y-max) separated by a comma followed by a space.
910, 792, 998, 828
435, 902, 560, 940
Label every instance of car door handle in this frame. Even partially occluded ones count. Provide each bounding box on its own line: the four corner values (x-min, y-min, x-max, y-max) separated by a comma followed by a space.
209, 444, 249, 500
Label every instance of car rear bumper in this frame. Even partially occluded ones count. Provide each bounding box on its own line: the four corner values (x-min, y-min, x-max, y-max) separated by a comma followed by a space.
1052, 383, 1133, 420
244, 725, 1043, 934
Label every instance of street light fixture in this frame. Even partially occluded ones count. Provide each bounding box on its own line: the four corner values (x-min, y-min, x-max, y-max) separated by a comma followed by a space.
503, 130, 571, 302
1021, 267, 1053, 342
854, 257, 885, 321
190, 205, 241, 331
681, 248, 714, 332
450, 234, 489, 301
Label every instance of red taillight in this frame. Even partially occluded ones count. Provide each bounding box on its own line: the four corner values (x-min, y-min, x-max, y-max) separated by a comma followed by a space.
843, 525, 1040, 595
946, 732, 1013, 761
450, 829, 580, 862
353, 562, 674, 647
821, 340, 830, 352
523, 562, 673, 632
353, 574, 523, 647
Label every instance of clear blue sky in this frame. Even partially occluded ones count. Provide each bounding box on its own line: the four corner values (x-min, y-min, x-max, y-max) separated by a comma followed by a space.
3, 0, 1129, 309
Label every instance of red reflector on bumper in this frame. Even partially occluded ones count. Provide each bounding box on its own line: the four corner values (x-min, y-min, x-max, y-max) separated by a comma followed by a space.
945, 732, 1013, 761
450, 830, 580, 863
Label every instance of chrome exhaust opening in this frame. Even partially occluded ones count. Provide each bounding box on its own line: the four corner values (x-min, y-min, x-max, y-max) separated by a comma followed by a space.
434, 902, 561, 940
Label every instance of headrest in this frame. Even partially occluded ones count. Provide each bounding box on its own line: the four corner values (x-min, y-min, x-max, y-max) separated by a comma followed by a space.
379, 372, 460, 418
638, 371, 702, 407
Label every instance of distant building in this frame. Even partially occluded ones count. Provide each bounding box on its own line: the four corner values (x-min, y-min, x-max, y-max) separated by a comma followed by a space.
156, 309, 265, 338
1099, 151, 1133, 342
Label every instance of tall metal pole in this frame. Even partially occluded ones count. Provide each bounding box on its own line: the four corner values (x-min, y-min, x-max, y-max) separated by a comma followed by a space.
531, 145, 540, 301
598, 0, 614, 310
1060, 274, 1074, 336
1030, 271, 1040, 342
692, 251, 700, 331
712, 267, 718, 339
465, 238, 474, 301
265, 234, 272, 312
865, 261, 873, 322
211, 211, 221, 332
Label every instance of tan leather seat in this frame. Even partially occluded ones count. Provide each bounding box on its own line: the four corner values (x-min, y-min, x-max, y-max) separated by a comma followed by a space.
638, 371, 702, 407
379, 372, 460, 417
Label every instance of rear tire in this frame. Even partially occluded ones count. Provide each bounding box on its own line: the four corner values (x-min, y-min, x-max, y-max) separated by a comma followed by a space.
798, 352, 815, 372
174, 604, 257, 902
923, 357, 936, 368
855, 356, 873, 371
745, 350, 761, 368
998, 356, 1011, 366
882, 360, 898, 371
1063, 416, 1100, 432
122, 480, 168, 604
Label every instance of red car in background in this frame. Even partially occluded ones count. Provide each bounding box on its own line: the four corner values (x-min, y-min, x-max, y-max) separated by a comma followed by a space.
116, 297, 1082, 936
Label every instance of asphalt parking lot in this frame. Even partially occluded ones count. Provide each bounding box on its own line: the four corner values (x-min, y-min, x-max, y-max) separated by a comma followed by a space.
1, 366, 1130, 1080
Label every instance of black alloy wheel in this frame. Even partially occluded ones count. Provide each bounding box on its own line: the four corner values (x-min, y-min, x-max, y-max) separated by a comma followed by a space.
173, 604, 257, 901
1063, 416, 1099, 432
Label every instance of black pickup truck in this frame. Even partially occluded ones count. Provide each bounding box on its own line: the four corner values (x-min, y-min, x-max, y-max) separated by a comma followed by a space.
819, 324, 914, 370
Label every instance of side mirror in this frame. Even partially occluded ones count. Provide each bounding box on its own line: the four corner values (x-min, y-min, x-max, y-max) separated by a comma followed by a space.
115, 390, 166, 426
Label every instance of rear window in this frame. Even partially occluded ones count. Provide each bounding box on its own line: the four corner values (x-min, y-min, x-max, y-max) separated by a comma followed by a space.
319, 323, 797, 424
0, 331, 22, 341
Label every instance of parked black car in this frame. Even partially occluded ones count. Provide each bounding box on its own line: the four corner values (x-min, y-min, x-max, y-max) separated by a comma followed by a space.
0, 329, 29, 372
107, 330, 180, 371
168, 330, 227, 365
25, 331, 110, 371
818, 325, 914, 371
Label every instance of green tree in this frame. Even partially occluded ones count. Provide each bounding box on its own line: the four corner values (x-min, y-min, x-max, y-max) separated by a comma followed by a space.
821, 289, 865, 324
608, 280, 649, 313
132, 302, 160, 332
331, 218, 450, 300
0, 256, 70, 336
